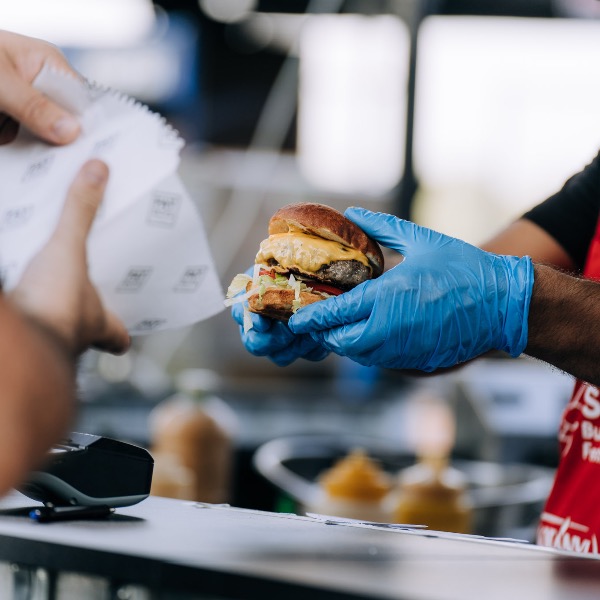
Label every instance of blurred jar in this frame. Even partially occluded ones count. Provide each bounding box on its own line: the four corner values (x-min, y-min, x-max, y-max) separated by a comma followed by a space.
148, 451, 195, 501
309, 449, 393, 522
149, 369, 238, 504
391, 386, 472, 533
392, 456, 472, 533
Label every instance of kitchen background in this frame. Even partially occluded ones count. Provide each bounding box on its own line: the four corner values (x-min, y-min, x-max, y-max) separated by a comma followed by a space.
5, 0, 599, 539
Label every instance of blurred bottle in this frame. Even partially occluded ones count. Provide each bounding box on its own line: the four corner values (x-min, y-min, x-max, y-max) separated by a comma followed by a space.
310, 448, 393, 522
148, 451, 195, 501
148, 369, 238, 503
392, 391, 472, 533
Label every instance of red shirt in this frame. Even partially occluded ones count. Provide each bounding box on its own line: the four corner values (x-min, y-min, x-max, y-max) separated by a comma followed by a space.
536, 218, 600, 554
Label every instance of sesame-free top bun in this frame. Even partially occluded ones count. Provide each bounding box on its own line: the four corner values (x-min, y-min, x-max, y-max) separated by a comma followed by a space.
268, 202, 384, 277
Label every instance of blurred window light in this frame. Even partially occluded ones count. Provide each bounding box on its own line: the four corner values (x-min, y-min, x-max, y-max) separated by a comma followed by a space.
413, 16, 600, 242
73, 46, 180, 105
199, 0, 257, 24
297, 15, 409, 197
0, 0, 156, 48
66, 13, 198, 109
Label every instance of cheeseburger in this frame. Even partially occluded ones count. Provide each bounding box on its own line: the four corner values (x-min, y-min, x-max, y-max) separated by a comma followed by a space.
225, 202, 384, 325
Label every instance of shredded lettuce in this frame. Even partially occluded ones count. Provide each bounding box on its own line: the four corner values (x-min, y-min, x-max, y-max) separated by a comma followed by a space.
224, 266, 333, 322
226, 273, 252, 299
223, 287, 260, 307
243, 306, 253, 333
288, 273, 301, 302
252, 263, 264, 287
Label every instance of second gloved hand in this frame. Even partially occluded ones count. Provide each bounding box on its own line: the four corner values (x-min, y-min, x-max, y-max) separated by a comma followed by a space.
288, 208, 534, 372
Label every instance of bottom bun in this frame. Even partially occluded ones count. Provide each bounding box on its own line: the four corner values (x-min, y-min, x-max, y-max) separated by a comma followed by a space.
247, 285, 326, 321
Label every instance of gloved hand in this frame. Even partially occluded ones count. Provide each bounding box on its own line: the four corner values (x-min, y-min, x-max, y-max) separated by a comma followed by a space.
230, 269, 330, 367
288, 208, 534, 372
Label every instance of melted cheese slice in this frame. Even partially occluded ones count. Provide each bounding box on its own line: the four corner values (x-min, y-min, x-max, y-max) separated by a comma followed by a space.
256, 232, 369, 274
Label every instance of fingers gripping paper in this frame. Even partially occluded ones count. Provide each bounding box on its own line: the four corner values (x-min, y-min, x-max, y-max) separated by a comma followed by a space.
0, 67, 224, 334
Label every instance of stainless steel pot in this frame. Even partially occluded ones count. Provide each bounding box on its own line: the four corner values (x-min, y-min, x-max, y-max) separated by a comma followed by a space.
253, 434, 555, 539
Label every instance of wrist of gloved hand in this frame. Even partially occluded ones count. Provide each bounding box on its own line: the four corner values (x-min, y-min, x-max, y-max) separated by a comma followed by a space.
494, 253, 533, 357
288, 208, 534, 372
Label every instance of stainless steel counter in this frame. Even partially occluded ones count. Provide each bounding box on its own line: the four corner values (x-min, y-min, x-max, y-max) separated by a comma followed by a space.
0, 492, 599, 599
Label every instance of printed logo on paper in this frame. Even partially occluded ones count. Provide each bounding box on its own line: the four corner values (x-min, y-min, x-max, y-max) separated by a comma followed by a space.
174, 266, 208, 292
93, 134, 119, 155
22, 154, 54, 182
116, 267, 153, 292
130, 318, 167, 332
146, 191, 182, 228
0, 205, 35, 230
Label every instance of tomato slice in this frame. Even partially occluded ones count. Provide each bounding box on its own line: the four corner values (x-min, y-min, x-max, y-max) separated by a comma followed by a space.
307, 282, 343, 296
259, 268, 277, 279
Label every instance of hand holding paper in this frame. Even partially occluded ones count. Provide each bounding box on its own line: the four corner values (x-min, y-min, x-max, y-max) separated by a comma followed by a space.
0, 30, 81, 145
0, 67, 224, 334
10, 159, 130, 355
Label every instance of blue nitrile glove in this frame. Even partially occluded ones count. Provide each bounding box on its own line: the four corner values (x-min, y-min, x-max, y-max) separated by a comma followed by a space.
230, 269, 330, 367
288, 208, 534, 372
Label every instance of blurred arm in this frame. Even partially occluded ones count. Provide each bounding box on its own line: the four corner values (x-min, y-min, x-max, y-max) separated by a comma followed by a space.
484, 219, 600, 385
482, 218, 575, 270
525, 264, 600, 386
0, 300, 76, 495
0, 160, 130, 498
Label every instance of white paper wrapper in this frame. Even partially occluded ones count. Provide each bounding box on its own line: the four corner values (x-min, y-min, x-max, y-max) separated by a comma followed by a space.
0, 66, 224, 334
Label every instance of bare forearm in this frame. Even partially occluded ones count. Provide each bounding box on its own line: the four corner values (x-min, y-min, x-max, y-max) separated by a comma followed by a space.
526, 264, 600, 385
0, 300, 76, 494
